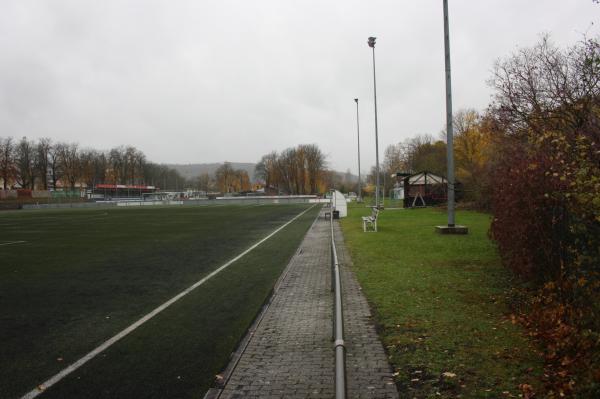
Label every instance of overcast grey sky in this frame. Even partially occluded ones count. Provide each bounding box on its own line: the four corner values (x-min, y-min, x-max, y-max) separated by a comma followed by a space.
0, 1, 598, 173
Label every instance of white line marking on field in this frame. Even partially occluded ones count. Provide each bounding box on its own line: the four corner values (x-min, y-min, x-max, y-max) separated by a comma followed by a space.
0, 240, 26, 246
20, 204, 316, 399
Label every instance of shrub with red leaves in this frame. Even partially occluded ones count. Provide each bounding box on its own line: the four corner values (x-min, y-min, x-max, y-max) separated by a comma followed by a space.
488, 36, 600, 397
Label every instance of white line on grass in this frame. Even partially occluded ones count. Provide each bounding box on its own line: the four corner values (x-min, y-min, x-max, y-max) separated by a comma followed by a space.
0, 240, 26, 246
21, 204, 316, 399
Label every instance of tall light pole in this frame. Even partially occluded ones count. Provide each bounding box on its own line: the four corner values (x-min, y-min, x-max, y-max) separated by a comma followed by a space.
437, 0, 468, 234
443, 0, 455, 227
368, 36, 381, 209
354, 98, 362, 202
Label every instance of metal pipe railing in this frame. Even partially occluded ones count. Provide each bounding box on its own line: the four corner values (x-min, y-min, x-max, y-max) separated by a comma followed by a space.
329, 207, 347, 399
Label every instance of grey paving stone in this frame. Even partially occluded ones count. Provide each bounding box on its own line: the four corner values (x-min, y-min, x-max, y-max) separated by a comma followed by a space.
217, 214, 399, 399
334, 221, 399, 399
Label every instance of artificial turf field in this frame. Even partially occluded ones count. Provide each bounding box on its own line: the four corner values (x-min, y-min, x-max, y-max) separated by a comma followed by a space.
0, 203, 320, 399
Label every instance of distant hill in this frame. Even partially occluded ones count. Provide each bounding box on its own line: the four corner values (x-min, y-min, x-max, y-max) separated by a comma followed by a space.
164, 162, 256, 181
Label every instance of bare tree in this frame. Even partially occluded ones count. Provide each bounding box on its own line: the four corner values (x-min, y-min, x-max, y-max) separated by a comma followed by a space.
255, 151, 279, 192
123, 146, 144, 185
134, 150, 146, 185
58, 143, 80, 190
294, 145, 308, 194
48, 143, 63, 190
35, 138, 52, 190
383, 144, 405, 175
215, 162, 235, 193
302, 144, 326, 194
78, 149, 107, 189
15, 137, 36, 189
257, 144, 326, 195
233, 169, 251, 192
393, 134, 447, 176
91, 151, 108, 187
277, 148, 298, 194
108, 147, 125, 184
490, 35, 600, 136
0, 136, 16, 189
197, 173, 211, 193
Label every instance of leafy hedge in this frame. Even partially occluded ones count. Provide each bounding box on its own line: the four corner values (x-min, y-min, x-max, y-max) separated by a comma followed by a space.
488, 37, 600, 397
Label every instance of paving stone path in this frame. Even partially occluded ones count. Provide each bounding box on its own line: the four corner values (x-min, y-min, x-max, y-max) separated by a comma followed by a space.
214, 212, 398, 399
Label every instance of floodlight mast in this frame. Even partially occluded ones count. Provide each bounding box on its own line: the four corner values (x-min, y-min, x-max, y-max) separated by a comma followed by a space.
443, 0, 456, 227
368, 36, 381, 209
354, 98, 362, 202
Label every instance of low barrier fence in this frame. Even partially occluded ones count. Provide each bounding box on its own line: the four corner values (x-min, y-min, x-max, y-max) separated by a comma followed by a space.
20, 196, 318, 210
329, 209, 347, 399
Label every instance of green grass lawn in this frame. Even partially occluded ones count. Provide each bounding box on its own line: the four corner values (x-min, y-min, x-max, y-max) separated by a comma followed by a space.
0, 204, 319, 398
340, 204, 543, 398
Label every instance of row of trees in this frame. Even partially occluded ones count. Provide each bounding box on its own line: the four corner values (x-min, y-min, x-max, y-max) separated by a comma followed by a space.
371, 109, 492, 204
0, 137, 329, 196
214, 163, 251, 193
0, 137, 186, 191
350, 108, 489, 203
255, 144, 327, 194
0, 137, 330, 195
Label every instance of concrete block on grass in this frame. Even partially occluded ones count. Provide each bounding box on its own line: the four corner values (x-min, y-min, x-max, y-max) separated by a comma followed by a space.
435, 225, 469, 234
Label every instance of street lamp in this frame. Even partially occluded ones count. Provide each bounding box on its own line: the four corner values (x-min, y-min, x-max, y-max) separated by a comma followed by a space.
354, 98, 362, 202
368, 36, 381, 209
436, 0, 468, 234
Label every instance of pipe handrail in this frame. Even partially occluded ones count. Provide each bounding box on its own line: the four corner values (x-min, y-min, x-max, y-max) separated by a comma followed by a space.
329, 198, 347, 399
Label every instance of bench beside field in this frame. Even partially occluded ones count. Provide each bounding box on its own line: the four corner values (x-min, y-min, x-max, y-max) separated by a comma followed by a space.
362, 207, 379, 232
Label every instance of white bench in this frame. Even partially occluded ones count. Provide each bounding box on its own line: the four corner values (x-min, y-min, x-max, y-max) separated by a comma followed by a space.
362, 207, 379, 232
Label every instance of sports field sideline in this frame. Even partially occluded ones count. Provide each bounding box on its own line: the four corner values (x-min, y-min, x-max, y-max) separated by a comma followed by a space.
0, 203, 320, 398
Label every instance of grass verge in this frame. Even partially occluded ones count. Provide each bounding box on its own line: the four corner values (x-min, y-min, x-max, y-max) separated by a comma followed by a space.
340, 204, 543, 398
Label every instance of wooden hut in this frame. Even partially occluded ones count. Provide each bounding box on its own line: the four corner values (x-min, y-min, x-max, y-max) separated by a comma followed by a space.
391, 171, 451, 208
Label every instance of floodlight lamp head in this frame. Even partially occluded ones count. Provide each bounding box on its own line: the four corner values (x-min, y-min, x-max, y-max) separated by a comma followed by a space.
368, 37, 376, 48
354, 98, 358, 103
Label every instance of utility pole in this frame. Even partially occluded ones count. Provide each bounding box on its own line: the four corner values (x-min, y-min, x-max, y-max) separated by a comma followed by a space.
354, 98, 362, 202
443, 0, 455, 227
437, 0, 468, 234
